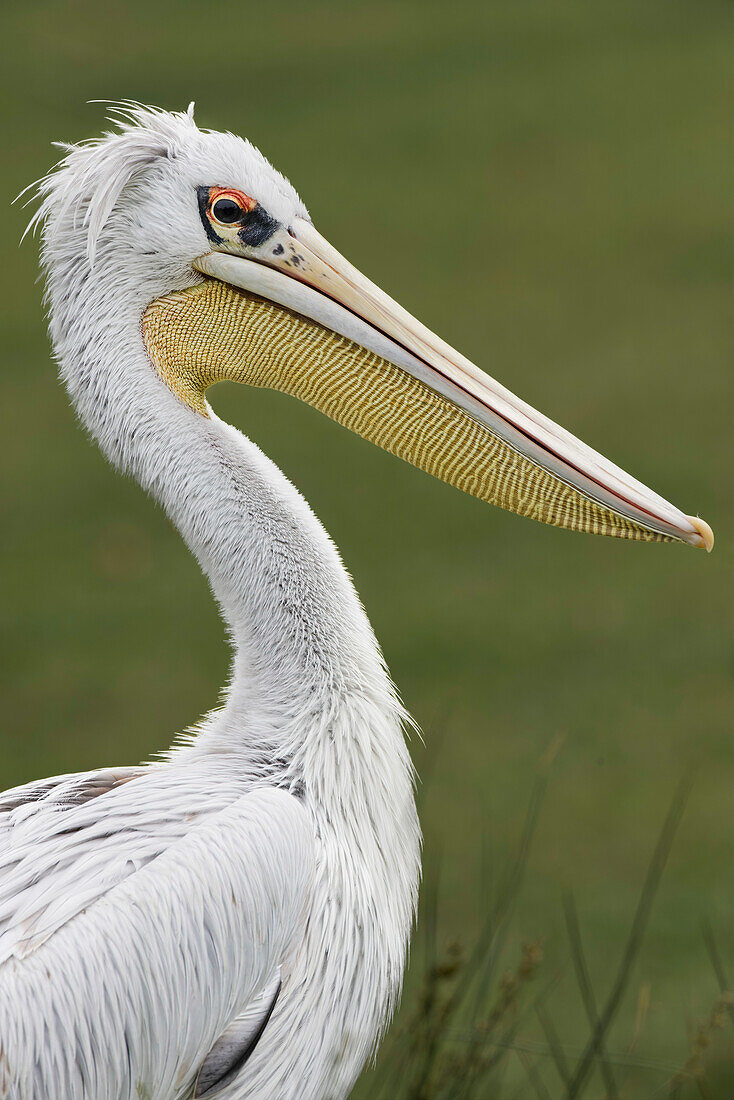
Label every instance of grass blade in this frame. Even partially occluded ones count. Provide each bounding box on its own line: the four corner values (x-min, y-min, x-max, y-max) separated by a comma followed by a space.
702, 919, 734, 1026
563, 889, 619, 1098
566, 775, 692, 1098
535, 997, 572, 1088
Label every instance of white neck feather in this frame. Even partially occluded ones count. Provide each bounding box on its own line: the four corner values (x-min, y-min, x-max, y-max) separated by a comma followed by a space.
43, 239, 421, 1093
46, 245, 400, 746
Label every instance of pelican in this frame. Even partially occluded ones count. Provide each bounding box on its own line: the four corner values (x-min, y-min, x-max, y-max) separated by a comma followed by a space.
2, 103, 711, 1100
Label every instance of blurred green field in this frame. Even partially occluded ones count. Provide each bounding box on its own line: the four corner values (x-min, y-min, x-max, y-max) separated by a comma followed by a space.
1, 0, 732, 1094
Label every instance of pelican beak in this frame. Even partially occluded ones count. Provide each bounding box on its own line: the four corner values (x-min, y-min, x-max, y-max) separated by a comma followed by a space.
143, 216, 712, 550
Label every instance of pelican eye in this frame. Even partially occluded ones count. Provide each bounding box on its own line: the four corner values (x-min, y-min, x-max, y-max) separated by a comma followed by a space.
211, 197, 244, 224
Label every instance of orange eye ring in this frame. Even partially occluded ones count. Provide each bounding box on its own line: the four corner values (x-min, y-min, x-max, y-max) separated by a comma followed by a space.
208, 187, 256, 226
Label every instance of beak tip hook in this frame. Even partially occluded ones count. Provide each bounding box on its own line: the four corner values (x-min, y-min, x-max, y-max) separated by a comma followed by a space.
686, 515, 714, 553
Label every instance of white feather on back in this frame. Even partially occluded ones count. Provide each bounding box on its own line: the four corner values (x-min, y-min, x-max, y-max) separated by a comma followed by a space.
0, 782, 314, 1098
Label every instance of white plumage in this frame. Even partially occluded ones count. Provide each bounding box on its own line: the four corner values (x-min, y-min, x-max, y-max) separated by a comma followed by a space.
3, 105, 420, 1099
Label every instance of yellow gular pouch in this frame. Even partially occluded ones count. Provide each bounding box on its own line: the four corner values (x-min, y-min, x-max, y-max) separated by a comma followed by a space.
142, 278, 671, 544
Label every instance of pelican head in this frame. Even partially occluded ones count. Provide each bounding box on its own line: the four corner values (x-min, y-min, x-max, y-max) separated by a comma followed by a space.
29, 102, 712, 551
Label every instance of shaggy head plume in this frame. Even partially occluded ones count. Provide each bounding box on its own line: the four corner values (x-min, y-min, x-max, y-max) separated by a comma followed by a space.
21, 101, 307, 267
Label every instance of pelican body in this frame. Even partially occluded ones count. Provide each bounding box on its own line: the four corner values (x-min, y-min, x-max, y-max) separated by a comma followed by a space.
0, 105, 710, 1099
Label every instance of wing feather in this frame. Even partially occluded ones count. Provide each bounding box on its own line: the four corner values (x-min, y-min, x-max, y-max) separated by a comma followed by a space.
0, 761, 265, 962
194, 971, 282, 1097
0, 778, 314, 1099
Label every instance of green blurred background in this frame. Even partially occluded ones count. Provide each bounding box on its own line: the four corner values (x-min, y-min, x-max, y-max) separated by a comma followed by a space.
1, 0, 732, 1094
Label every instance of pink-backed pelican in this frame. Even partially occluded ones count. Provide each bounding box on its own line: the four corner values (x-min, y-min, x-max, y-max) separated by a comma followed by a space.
1, 103, 712, 1100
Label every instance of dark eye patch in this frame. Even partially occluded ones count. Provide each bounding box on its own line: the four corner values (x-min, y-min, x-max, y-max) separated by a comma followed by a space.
238, 206, 279, 248
196, 186, 280, 248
